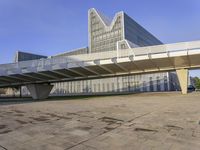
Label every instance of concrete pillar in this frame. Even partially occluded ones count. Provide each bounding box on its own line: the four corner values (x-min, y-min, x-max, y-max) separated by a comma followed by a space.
26, 84, 53, 100
176, 69, 188, 94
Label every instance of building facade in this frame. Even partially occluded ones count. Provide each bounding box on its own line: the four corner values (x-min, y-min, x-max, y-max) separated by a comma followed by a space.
14, 51, 47, 63
19, 8, 180, 96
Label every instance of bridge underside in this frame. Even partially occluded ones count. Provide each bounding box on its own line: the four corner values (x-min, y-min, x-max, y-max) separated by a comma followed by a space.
0, 41, 200, 99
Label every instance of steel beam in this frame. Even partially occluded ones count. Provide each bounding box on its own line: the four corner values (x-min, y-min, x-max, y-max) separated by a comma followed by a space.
77, 62, 100, 76
37, 72, 59, 80
51, 70, 73, 78
22, 74, 47, 81
4, 76, 30, 82
94, 60, 115, 74
65, 68, 87, 77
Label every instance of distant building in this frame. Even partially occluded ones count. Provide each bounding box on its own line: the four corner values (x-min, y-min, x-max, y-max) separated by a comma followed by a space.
52, 47, 89, 58
14, 51, 47, 62
16, 8, 179, 96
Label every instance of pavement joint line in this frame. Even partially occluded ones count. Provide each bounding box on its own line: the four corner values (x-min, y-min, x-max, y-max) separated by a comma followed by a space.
127, 112, 153, 123
66, 111, 155, 150
65, 121, 122, 150
65, 124, 122, 150
2, 93, 200, 149
0, 144, 7, 150
82, 143, 98, 150
65, 104, 173, 149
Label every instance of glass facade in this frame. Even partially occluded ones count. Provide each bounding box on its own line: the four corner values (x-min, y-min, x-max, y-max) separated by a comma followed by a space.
14, 51, 47, 62
89, 8, 162, 54
124, 13, 162, 47
20, 72, 174, 96
89, 10, 123, 53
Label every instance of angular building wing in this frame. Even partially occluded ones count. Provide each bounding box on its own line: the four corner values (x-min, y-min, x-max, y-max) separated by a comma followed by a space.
89, 8, 124, 53
88, 8, 162, 54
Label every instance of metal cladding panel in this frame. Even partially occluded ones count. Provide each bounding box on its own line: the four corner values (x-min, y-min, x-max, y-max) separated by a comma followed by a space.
85, 66, 110, 74
52, 69, 71, 77
25, 73, 52, 80
151, 58, 173, 69
151, 53, 168, 59
100, 64, 124, 73
11, 74, 38, 81
133, 60, 157, 71
70, 67, 96, 76
0, 77, 13, 83
40, 71, 66, 79
169, 56, 190, 68
188, 49, 200, 55
0, 80, 9, 84
169, 51, 187, 57
0, 69, 7, 76
1, 76, 17, 82
57, 69, 82, 77
116, 62, 141, 72
21, 67, 37, 73
189, 54, 200, 67
7, 68, 22, 75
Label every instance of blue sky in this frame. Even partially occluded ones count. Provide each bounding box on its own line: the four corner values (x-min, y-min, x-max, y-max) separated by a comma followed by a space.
0, 0, 200, 77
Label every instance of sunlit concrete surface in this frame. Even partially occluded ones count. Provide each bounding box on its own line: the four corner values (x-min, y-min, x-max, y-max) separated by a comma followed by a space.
0, 92, 200, 150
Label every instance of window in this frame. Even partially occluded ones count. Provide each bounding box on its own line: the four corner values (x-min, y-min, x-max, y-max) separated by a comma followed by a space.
112, 83, 115, 92
143, 81, 147, 92
150, 77, 154, 92
136, 81, 140, 92
107, 83, 110, 92
157, 77, 161, 91
94, 84, 96, 93
98, 83, 100, 92
164, 76, 168, 91
102, 83, 105, 92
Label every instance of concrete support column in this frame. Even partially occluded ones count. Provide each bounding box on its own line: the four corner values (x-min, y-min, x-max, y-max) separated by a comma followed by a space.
176, 69, 188, 94
26, 84, 53, 100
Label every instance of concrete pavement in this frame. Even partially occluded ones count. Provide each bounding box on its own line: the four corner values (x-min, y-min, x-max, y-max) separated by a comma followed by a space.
0, 92, 200, 150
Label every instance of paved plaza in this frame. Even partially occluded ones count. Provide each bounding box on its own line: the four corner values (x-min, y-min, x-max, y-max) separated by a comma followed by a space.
0, 92, 200, 150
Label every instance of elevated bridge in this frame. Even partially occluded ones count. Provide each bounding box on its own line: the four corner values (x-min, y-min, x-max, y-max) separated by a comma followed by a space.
1, 40, 200, 99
